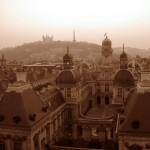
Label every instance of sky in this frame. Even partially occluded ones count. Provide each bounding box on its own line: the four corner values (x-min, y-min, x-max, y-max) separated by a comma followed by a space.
0, 0, 150, 49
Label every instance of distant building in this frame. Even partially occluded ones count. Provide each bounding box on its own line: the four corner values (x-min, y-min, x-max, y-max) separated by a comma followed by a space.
42, 35, 53, 43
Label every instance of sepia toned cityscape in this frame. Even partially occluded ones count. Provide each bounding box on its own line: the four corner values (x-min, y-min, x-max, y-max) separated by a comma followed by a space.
0, 0, 150, 150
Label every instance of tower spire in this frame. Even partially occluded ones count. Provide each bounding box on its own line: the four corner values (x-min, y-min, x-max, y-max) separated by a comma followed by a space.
123, 44, 124, 52
73, 29, 76, 43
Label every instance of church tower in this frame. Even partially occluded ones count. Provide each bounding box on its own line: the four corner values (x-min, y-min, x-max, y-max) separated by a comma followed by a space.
101, 34, 113, 65
63, 46, 73, 69
120, 44, 128, 69
73, 30, 76, 43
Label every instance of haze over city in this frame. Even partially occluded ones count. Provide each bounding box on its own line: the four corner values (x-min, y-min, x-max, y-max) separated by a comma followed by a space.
0, 0, 150, 49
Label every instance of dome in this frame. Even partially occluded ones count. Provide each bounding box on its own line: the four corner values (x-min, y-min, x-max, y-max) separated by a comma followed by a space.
63, 53, 73, 60
102, 36, 112, 45
113, 69, 135, 86
63, 46, 73, 60
56, 69, 81, 85
120, 51, 127, 59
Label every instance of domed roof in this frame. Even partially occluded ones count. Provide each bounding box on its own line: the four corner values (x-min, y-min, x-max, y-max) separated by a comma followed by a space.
56, 69, 81, 85
63, 53, 73, 60
102, 36, 112, 45
113, 69, 135, 86
63, 46, 73, 60
120, 44, 128, 59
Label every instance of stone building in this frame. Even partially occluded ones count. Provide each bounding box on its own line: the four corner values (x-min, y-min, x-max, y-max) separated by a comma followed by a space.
0, 36, 143, 150
117, 56, 150, 150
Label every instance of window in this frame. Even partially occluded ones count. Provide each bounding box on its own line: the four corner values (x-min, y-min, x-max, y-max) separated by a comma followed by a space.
68, 109, 72, 120
67, 88, 71, 97
105, 83, 109, 92
0, 140, 5, 150
77, 125, 83, 137
33, 133, 39, 150
13, 141, 22, 150
118, 88, 122, 98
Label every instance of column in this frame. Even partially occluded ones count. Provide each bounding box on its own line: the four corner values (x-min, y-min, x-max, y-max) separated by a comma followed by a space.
82, 125, 91, 141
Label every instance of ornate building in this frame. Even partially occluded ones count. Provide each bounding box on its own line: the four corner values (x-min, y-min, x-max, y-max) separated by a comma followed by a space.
0, 36, 145, 150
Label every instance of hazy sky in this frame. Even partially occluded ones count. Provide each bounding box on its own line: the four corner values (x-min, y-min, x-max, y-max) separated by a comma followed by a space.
0, 0, 150, 49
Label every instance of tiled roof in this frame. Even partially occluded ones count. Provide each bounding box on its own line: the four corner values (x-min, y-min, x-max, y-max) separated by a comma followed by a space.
119, 90, 150, 133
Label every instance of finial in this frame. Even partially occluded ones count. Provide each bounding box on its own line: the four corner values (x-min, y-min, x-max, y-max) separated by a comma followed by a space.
67, 45, 69, 53
104, 32, 107, 38
123, 44, 124, 52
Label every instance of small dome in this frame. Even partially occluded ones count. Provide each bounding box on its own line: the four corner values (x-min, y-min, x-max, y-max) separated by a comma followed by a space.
120, 51, 127, 59
56, 69, 81, 85
102, 36, 112, 45
113, 69, 135, 86
63, 46, 73, 60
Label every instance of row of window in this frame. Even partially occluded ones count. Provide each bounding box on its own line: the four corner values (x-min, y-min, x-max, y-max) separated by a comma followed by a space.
96, 83, 110, 92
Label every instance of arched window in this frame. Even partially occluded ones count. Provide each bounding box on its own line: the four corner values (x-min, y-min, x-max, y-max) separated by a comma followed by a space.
105, 83, 109, 92
41, 138, 45, 150
33, 133, 39, 150
77, 125, 83, 137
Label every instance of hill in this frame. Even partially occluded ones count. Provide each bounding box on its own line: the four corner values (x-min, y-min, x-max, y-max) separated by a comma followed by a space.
0, 40, 149, 62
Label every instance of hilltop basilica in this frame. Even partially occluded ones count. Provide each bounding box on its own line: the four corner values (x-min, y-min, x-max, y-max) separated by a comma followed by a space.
0, 35, 150, 150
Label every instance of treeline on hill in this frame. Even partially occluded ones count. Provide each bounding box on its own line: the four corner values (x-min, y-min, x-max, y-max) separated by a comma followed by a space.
0, 41, 101, 62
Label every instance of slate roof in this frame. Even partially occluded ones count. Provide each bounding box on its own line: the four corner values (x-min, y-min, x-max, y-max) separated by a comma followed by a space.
56, 69, 81, 85
119, 90, 150, 134
0, 82, 46, 127
38, 87, 65, 112
113, 69, 135, 87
